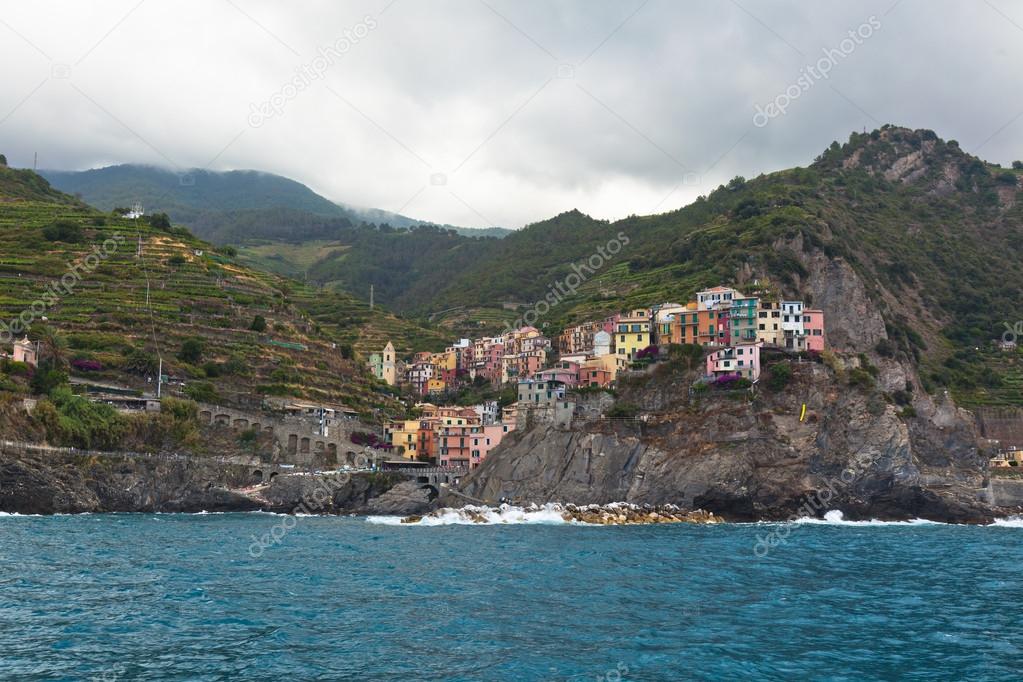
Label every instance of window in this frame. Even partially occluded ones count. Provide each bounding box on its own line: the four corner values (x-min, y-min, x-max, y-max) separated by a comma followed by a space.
759, 323, 765, 330
759, 311, 767, 318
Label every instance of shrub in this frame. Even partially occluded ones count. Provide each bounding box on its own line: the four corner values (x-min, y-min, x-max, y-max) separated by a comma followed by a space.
1013, 160, 1023, 170
167, 254, 186, 266
201, 361, 222, 378
123, 347, 159, 376
178, 338, 204, 364
31, 366, 67, 396
148, 213, 171, 230
184, 381, 218, 403
250, 315, 267, 332
42, 220, 84, 243
766, 363, 792, 391
42, 387, 127, 450
848, 367, 875, 389
70, 359, 103, 372
606, 402, 639, 419
223, 355, 248, 376
875, 338, 896, 358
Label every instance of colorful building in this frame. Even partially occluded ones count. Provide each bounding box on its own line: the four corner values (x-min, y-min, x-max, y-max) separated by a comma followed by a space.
781, 301, 805, 349
616, 308, 652, 360
803, 309, 825, 352
756, 301, 783, 346
706, 341, 763, 381
385, 419, 423, 459
12, 337, 37, 367
696, 286, 738, 310
729, 296, 759, 344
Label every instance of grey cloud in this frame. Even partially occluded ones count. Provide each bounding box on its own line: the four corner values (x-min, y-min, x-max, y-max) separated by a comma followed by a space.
0, 0, 1020, 228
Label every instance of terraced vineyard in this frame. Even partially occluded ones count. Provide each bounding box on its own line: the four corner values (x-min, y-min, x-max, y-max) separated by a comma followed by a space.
0, 166, 445, 419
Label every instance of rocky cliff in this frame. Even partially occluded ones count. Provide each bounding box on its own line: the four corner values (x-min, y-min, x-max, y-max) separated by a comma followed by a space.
461, 359, 996, 522
0, 449, 426, 515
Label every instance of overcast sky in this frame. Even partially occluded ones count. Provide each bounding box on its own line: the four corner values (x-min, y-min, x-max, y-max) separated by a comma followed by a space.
1, 0, 1021, 228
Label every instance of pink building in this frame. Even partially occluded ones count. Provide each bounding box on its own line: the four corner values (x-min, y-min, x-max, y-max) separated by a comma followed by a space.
469, 422, 515, 468
536, 361, 580, 388
803, 309, 825, 352
706, 341, 763, 381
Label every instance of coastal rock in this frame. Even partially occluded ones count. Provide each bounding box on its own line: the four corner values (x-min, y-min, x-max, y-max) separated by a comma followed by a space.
363, 480, 434, 515
461, 359, 994, 523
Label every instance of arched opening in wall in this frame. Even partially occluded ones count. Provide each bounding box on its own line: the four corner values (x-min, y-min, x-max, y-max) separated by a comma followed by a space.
300, 437, 310, 454
314, 441, 325, 454
287, 434, 298, 454
233, 418, 249, 430
251, 423, 261, 432
215, 414, 230, 425
251, 469, 263, 485
264, 425, 274, 433
417, 476, 429, 483
200, 410, 212, 423
269, 471, 279, 482
420, 484, 440, 501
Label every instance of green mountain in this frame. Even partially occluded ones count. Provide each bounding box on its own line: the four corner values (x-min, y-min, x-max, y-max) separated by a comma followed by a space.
40, 165, 510, 310
0, 163, 448, 419
40, 164, 511, 239
410, 127, 1023, 406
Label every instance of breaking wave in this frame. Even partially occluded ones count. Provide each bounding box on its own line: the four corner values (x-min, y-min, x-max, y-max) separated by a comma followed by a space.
367, 503, 584, 526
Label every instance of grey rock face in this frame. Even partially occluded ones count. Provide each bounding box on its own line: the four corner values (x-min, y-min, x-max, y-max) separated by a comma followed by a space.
462, 361, 993, 523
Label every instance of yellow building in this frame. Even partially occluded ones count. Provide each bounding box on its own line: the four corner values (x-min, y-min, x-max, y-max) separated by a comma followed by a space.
582, 353, 628, 380
616, 308, 652, 360
756, 300, 784, 346
427, 378, 446, 394
385, 419, 422, 459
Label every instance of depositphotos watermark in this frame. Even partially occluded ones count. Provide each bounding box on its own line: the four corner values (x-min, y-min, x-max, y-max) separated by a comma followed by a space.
753, 15, 881, 128
753, 450, 886, 557
248, 452, 370, 558
505, 231, 630, 332
0, 234, 124, 344
248, 15, 378, 127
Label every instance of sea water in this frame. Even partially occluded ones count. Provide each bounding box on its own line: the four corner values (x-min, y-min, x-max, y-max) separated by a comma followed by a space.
1, 511, 1021, 681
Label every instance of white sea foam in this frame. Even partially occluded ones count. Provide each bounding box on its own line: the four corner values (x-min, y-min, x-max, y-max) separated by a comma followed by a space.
992, 516, 1023, 528
367, 503, 584, 526
787, 510, 943, 526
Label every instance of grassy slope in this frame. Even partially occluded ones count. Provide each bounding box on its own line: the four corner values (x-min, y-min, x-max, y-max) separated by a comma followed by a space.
0, 166, 447, 418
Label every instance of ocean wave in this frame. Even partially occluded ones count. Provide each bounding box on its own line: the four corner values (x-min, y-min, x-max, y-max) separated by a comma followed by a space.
788, 510, 943, 526
992, 516, 1023, 528
367, 503, 587, 526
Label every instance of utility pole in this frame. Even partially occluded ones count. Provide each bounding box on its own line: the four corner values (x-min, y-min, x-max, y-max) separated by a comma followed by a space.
370, 284, 374, 310
33, 152, 37, 171
156, 358, 162, 398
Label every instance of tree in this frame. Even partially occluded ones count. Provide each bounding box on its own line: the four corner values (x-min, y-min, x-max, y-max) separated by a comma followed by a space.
0, 153, 7, 166
42, 220, 84, 243
37, 327, 69, 372
177, 338, 204, 364
149, 213, 171, 230
1013, 160, 1023, 170
184, 381, 218, 403
766, 363, 792, 391
250, 315, 267, 332
124, 347, 159, 376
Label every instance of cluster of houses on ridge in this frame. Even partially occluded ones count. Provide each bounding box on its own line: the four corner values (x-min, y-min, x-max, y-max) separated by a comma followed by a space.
374, 285, 827, 468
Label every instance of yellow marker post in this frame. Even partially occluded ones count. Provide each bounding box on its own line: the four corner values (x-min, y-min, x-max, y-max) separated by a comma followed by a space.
799, 403, 807, 422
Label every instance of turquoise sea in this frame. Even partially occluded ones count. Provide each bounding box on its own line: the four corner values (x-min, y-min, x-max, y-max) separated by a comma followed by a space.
1, 511, 1021, 681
